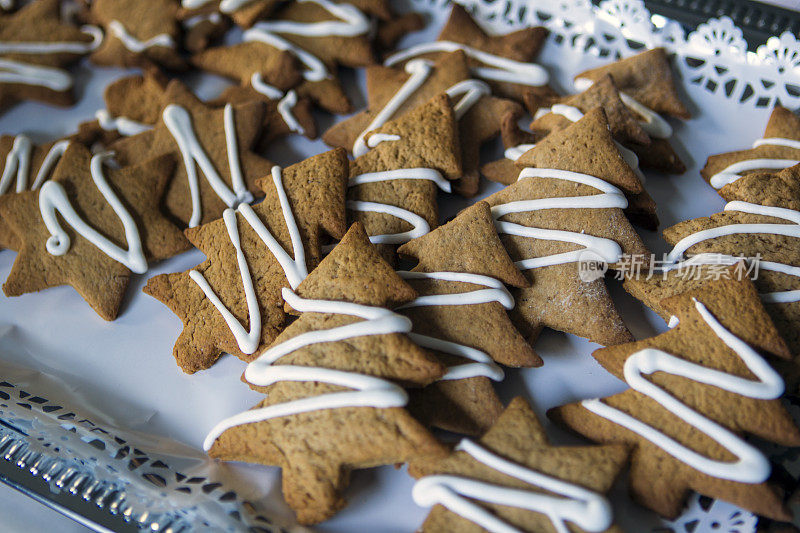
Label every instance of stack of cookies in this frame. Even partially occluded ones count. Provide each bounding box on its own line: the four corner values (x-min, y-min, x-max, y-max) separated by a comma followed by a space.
1, 1, 799, 531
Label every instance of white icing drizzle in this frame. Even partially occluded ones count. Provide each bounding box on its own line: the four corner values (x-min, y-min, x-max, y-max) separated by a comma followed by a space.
162, 103, 253, 228
183, 12, 223, 29
203, 288, 411, 451
665, 201, 800, 303
573, 77, 672, 139
504, 143, 536, 161
249, 0, 369, 37
709, 137, 800, 189
0, 135, 69, 195
446, 79, 491, 120
0, 26, 103, 54
277, 90, 304, 135
753, 138, 800, 150
397, 271, 508, 382
0, 58, 73, 91
413, 438, 613, 533
38, 151, 147, 274
0, 26, 102, 90
108, 20, 175, 53
385, 41, 549, 87
367, 133, 401, 147
188, 165, 308, 354
182, 0, 264, 14
491, 168, 628, 270
582, 298, 783, 483
249, 73, 304, 135
347, 168, 451, 245
95, 109, 152, 136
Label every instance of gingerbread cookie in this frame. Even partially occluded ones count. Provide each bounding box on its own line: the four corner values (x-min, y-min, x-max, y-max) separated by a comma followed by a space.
345, 93, 462, 261
410, 397, 627, 533
574, 48, 690, 174
702, 105, 800, 192
0, 143, 188, 320
483, 104, 659, 229
74, 72, 166, 148
552, 271, 800, 520
110, 79, 271, 228
323, 51, 522, 196
624, 163, 800, 384
0, 0, 102, 114
203, 222, 447, 524
88, 0, 185, 70
144, 148, 349, 373
398, 201, 537, 435
384, 4, 552, 106
483, 108, 650, 346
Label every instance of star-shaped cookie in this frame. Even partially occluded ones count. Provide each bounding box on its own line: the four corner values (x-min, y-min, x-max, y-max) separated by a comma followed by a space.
88, 0, 185, 70
552, 273, 800, 520
323, 51, 522, 197
0, 0, 101, 114
110, 79, 272, 228
144, 148, 348, 373
205, 222, 447, 525
0, 143, 187, 320
398, 201, 538, 435
484, 108, 650, 346
410, 397, 628, 533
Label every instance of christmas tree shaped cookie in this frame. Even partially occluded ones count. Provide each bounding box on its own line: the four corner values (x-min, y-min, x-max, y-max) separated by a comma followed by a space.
383, 4, 551, 105
203, 222, 447, 524
346, 93, 462, 259
483, 109, 650, 346
323, 51, 522, 196
702, 105, 800, 192
552, 273, 800, 520
624, 163, 800, 378
110, 79, 272, 228
397, 201, 538, 435
0, 0, 102, 114
410, 397, 628, 533
144, 149, 349, 373
0, 143, 188, 320
88, 0, 185, 70
574, 48, 690, 174
482, 106, 658, 229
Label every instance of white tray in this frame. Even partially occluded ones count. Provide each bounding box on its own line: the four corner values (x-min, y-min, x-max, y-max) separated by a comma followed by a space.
1, 0, 799, 531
